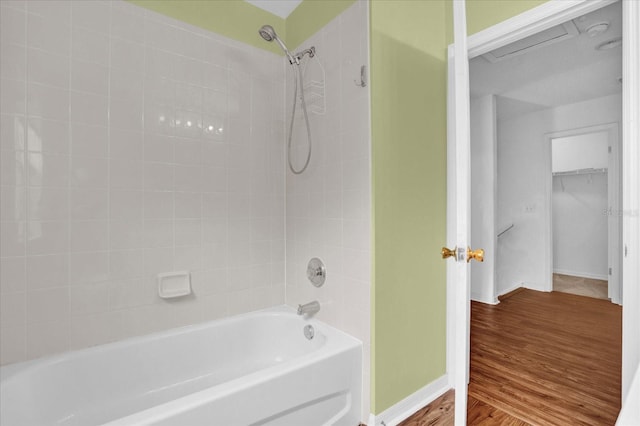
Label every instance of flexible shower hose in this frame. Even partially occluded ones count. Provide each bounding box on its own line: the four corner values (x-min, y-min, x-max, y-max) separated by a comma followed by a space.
287, 62, 312, 175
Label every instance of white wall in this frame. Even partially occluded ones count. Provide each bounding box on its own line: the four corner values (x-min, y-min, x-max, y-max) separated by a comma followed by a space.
470, 95, 497, 303
496, 93, 621, 295
283, 1, 371, 419
553, 172, 608, 279
0, 0, 285, 365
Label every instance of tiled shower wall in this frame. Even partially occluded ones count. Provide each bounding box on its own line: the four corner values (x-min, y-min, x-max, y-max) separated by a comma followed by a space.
0, 0, 285, 365
284, 0, 371, 418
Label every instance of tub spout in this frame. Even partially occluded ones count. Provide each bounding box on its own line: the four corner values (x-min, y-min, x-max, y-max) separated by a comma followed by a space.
297, 301, 320, 316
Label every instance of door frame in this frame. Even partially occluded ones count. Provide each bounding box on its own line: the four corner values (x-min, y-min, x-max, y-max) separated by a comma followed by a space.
447, 0, 640, 412
544, 123, 621, 304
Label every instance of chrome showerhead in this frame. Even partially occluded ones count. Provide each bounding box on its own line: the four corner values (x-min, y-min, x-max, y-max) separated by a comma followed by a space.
258, 24, 276, 42
258, 24, 298, 64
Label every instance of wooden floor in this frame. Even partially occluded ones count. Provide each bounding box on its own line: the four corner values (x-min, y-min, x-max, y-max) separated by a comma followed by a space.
399, 289, 622, 425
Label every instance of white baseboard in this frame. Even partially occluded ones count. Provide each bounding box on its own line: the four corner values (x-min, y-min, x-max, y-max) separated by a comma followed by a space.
471, 291, 499, 305
553, 269, 608, 281
367, 374, 449, 426
497, 282, 523, 297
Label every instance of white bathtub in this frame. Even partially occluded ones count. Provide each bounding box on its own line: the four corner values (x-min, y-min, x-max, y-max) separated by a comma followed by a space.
0, 306, 362, 426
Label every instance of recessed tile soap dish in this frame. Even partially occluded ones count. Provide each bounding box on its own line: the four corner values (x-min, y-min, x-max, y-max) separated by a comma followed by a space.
157, 271, 191, 299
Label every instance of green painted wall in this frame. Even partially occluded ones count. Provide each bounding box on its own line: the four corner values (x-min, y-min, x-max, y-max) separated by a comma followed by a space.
466, 0, 549, 35
127, 0, 355, 56
127, 0, 286, 55
286, 0, 356, 49
370, 0, 448, 414
370, 0, 549, 416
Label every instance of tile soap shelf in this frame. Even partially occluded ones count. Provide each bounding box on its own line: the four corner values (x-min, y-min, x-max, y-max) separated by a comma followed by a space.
157, 271, 191, 299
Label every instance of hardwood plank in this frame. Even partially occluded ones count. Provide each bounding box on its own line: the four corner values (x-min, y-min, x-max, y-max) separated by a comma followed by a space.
398, 289, 621, 426
398, 390, 528, 426
398, 389, 454, 425
469, 289, 621, 426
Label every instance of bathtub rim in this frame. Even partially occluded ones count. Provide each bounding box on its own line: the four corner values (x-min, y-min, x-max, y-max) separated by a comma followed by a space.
0, 304, 362, 381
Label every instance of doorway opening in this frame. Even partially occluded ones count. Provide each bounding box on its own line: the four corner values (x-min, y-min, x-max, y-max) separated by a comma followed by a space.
468, 1, 622, 306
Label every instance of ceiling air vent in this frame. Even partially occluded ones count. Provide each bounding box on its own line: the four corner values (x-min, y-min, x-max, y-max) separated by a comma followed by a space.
482, 21, 579, 63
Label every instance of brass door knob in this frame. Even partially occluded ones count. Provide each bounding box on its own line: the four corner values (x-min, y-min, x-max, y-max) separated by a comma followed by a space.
467, 247, 484, 263
442, 247, 457, 259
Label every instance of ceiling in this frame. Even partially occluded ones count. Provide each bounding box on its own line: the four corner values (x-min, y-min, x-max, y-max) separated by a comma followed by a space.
470, 1, 622, 120
245, 0, 303, 19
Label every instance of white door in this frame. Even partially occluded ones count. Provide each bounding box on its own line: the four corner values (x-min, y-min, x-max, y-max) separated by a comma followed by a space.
446, 1, 476, 424
447, 1, 639, 424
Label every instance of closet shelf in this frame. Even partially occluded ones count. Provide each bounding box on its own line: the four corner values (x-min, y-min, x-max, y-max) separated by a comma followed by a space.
552, 167, 607, 177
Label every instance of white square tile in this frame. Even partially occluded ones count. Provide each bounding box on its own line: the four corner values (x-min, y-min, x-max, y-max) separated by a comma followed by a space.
174, 245, 202, 271
1, 114, 27, 152
27, 117, 69, 154
174, 219, 201, 246
26, 319, 69, 360
71, 123, 108, 158
110, 38, 145, 73
110, 129, 143, 160
27, 152, 68, 187
27, 1, 71, 26
1, 42, 26, 81
27, 13, 71, 57
0, 325, 26, 365
72, 1, 110, 34
26, 254, 68, 290
70, 156, 108, 188
1, 184, 25, 221
70, 220, 108, 252
109, 159, 143, 190
1, 6, 26, 46
69, 282, 109, 315
144, 134, 174, 163
69, 311, 124, 350
174, 192, 201, 219
70, 188, 108, 221
144, 162, 174, 191
201, 166, 227, 192
0, 221, 26, 256
26, 287, 69, 324
110, 97, 143, 132
174, 164, 202, 192
2, 78, 26, 116
72, 26, 109, 66
110, 190, 143, 221
201, 141, 227, 166
27, 186, 68, 221
108, 278, 151, 310
69, 251, 109, 285
0, 257, 26, 294
26, 220, 68, 255
143, 219, 173, 248
174, 138, 202, 165
70, 59, 109, 96
70, 91, 108, 127
27, 48, 69, 89
109, 219, 144, 249
143, 191, 173, 220
202, 192, 227, 218
110, 5, 144, 43
110, 68, 143, 101
0, 291, 25, 325
109, 249, 144, 280
0, 150, 25, 186
143, 247, 173, 276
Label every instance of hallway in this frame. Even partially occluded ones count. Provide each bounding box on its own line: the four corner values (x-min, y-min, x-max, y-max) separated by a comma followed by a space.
400, 289, 622, 425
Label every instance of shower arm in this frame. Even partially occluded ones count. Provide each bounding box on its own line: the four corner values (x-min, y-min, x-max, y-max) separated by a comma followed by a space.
294, 47, 315, 63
